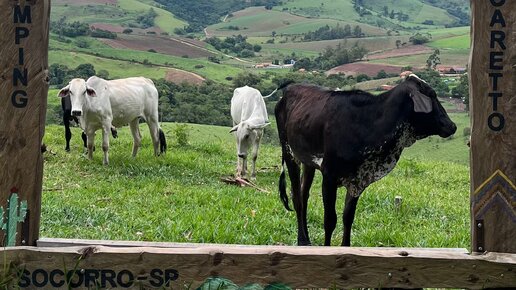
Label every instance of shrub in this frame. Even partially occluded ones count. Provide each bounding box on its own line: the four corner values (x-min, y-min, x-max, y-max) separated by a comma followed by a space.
173, 124, 190, 146
463, 127, 471, 137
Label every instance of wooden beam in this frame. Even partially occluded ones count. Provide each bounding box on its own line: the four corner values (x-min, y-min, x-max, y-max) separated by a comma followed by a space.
469, 0, 516, 253
1, 243, 515, 289
0, 0, 50, 246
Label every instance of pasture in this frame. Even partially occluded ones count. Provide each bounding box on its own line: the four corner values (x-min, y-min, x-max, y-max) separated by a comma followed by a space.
48, 38, 245, 83
41, 111, 470, 247
207, 7, 386, 38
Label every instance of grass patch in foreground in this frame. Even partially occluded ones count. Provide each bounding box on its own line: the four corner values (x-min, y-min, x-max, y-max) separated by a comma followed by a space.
41, 121, 469, 247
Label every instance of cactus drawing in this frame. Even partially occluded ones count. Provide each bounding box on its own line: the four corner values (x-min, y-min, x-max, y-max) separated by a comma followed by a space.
0, 188, 28, 246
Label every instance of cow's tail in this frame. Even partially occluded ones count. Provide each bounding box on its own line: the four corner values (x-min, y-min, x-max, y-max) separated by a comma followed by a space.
279, 160, 292, 211
159, 128, 167, 154
263, 80, 295, 99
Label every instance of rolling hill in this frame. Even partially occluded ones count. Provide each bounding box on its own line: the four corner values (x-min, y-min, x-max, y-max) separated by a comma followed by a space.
48, 0, 471, 85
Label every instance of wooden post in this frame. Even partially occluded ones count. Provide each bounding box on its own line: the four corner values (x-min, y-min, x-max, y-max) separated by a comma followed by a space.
469, 0, 516, 254
0, 0, 50, 246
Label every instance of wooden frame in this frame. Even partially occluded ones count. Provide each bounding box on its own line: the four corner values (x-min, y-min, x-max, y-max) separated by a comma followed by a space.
0, 238, 510, 289
0, 0, 514, 289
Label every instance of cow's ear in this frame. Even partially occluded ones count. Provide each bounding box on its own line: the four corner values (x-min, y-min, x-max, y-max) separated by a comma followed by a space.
86, 87, 97, 97
229, 124, 239, 133
410, 91, 432, 113
57, 85, 70, 98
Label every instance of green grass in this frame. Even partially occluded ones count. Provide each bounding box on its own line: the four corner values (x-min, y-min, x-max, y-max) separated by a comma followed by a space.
369, 48, 470, 68
49, 50, 171, 79
275, 0, 361, 21
49, 37, 246, 83
429, 34, 470, 50
208, 6, 386, 38
117, 0, 187, 33
41, 111, 470, 247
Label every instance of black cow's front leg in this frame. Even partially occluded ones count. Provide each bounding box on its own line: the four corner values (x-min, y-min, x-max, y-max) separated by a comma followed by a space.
341, 190, 360, 246
322, 174, 338, 246
64, 117, 72, 152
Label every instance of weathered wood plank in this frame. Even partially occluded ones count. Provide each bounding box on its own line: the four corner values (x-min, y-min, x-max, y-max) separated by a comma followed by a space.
469, 0, 516, 253
1, 245, 515, 289
0, 0, 50, 246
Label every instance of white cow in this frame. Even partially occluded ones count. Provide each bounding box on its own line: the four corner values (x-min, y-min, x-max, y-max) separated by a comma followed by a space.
230, 86, 277, 179
58, 76, 166, 165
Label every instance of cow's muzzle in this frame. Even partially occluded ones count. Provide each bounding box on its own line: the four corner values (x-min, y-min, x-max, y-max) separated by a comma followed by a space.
439, 122, 457, 138
72, 110, 82, 117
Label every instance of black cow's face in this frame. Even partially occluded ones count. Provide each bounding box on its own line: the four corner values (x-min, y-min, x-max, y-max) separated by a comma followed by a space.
405, 75, 457, 139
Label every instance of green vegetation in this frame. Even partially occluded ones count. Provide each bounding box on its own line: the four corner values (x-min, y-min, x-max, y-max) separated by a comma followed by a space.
154, 0, 281, 32
303, 24, 364, 41
293, 43, 368, 71
205, 35, 261, 58
429, 34, 470, 50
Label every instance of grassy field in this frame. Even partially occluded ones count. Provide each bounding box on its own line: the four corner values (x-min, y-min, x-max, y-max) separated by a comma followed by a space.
117, 0, 187, 33
207, 7, 386, 38
369, 48, 470, 68
41, 109, 470, 248
49, 37, 247, 83
274, 0, 360, 21
429, 34, 470, 50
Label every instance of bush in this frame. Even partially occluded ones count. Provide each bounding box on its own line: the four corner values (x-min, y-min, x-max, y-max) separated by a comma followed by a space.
173, 124, 190, 146
463, 127, 471, 137
122, 28, 133, 34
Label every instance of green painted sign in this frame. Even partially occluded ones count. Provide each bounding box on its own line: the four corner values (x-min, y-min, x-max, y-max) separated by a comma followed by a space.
0, 189, 28, 246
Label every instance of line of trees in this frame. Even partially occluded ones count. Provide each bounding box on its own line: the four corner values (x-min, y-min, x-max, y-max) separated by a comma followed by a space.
294, 43, 368, 71
51, 17, 117, 39
205, 35, 261, 58
303, 24, 364, 41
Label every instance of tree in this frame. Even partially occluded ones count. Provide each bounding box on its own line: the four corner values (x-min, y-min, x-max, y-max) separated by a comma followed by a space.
395, 39, 402, 49
383, 6, 389, 17
375, 70, 389, 79
73, 64, 96, 80
409, 33, 432, 45
97, 70, 110, 80
426, 49, 441, 70
418, 69, 449, 97
48, 64, 70, 86
232, 72, 262, 88
353, 25, 363, 38
451, 73, 469, 110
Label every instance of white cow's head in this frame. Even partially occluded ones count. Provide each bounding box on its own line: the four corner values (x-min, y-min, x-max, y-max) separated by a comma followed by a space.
230, 121, 269, 159
57, 78, 97, 117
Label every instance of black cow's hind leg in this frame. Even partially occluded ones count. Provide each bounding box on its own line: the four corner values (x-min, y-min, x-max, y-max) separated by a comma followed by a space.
285, 158, 306, 245
341, 191, 360, 247
322, 174, 338, 246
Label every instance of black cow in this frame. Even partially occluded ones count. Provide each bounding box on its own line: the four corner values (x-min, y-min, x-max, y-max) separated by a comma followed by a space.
275, 74, 457, 246
62, 96, 117, 152
62, 95, 86, 152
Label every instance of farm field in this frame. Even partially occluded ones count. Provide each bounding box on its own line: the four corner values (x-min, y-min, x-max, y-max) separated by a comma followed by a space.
41, 110, 470, 247
48, 41, 246, 84
206, 7, 386, 38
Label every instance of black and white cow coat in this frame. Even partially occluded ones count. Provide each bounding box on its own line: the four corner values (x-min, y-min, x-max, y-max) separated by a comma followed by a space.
275, 75, 457, 246
61, 95, 85, 152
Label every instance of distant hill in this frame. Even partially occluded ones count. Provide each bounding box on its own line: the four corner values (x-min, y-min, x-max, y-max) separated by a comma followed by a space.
47, 0, 471, 86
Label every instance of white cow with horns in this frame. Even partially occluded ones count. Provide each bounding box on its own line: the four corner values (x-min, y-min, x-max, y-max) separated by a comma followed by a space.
58, 76, 167, 165
230, 85, 277, 179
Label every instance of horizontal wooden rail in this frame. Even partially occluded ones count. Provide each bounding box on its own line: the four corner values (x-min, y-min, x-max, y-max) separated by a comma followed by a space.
0, 239, 513, 289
